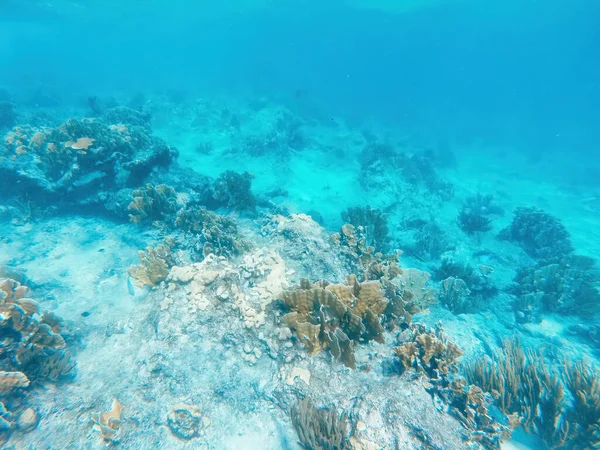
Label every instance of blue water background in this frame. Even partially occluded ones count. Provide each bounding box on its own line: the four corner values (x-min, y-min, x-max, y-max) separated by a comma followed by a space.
1, 0, 599, 158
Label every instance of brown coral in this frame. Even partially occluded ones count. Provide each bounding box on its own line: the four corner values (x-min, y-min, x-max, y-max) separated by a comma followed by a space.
65, 137, 95, 151
0, 278, 71, 383
92, 398, 124, 442
128, 242, 175, 287
394, 323, 463, 379
280, 277, 390, 368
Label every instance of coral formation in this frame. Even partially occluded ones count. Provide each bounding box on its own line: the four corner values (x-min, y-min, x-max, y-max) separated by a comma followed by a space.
128, 241, 176, 287
261, 214, 349, 281
341, 206, 389, 251
434, 258, 497, 313
91, 398, 124, 442
128, 183, 179, 224
499, 207, 573, 263
280, 269, 435, 368
175, 203, 250, 258
457, 206, 493, 235
409, 220, 450, 261
212, 170, 256, 212
463, 193, 504, 217
290, 397, 351, 450
332, 223, 403, 282
0, 278, 72, 381
167, 249, 287, 329
394, 323, 510, 448
0, 109, 178, 207
394, 323, 463, 379
0, 277, 73, 444
463, 338, 600, 449
438, 277, 474, 314
511, 255, 600, 321
359, 143, 453, 199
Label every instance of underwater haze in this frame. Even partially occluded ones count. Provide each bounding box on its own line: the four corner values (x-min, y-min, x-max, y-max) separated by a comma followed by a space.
1, 0, 600, 449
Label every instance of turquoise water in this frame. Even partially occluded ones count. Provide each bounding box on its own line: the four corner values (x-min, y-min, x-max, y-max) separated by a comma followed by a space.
1, 1, 599, 449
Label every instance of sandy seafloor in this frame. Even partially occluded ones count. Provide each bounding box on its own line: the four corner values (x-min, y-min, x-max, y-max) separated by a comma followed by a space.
1, 95, 599, 449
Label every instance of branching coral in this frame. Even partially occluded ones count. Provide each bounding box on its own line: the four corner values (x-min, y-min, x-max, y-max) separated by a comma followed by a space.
463, 339, 573, 449
563, 360, 600, 448
290, 397, 351, 450
463, 193, 504, 217
128, 183, 179, 224
341, 206, 389, 251
393, 323, 509, 447
457, 206, 493, 235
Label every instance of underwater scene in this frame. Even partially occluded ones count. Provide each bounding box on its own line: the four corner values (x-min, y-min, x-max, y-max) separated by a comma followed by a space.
1, 0, 600, 448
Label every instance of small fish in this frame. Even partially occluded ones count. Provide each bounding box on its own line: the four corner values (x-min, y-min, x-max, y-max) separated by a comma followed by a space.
127, 276, 135, 296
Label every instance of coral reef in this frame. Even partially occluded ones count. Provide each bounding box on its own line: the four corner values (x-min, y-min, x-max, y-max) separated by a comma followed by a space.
462, 338, 600, 449
290, 397, 351, 450
261, 214, 349, 281
167, 249, 287, 329
394, 323, 463, 379
212, 170, 256, 212
394, 323, 510, 448
332, 223, 403, 282
463, 193, 504, 217
175, 203, 250, 258
128, 183, 179, 224
434, 258, 497, 313
0, 277, 74, 444
499, 207, 573, 263
511, 255, 600, 321
0, 108, 178, 208
242, 109, 306, 158
341, 206, 389, 251
438, 277, 475, 314
457, 206, 493, 235
280, 269, 435, 368
128, 241, 176, 287
358, 142, 453, 199
408, 220, 450, 261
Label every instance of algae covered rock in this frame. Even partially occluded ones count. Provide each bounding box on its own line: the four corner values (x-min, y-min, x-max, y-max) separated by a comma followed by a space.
167, 403, 208, 440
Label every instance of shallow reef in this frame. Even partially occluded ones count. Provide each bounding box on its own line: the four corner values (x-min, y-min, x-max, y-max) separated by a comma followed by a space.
0, 94, 599, 450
